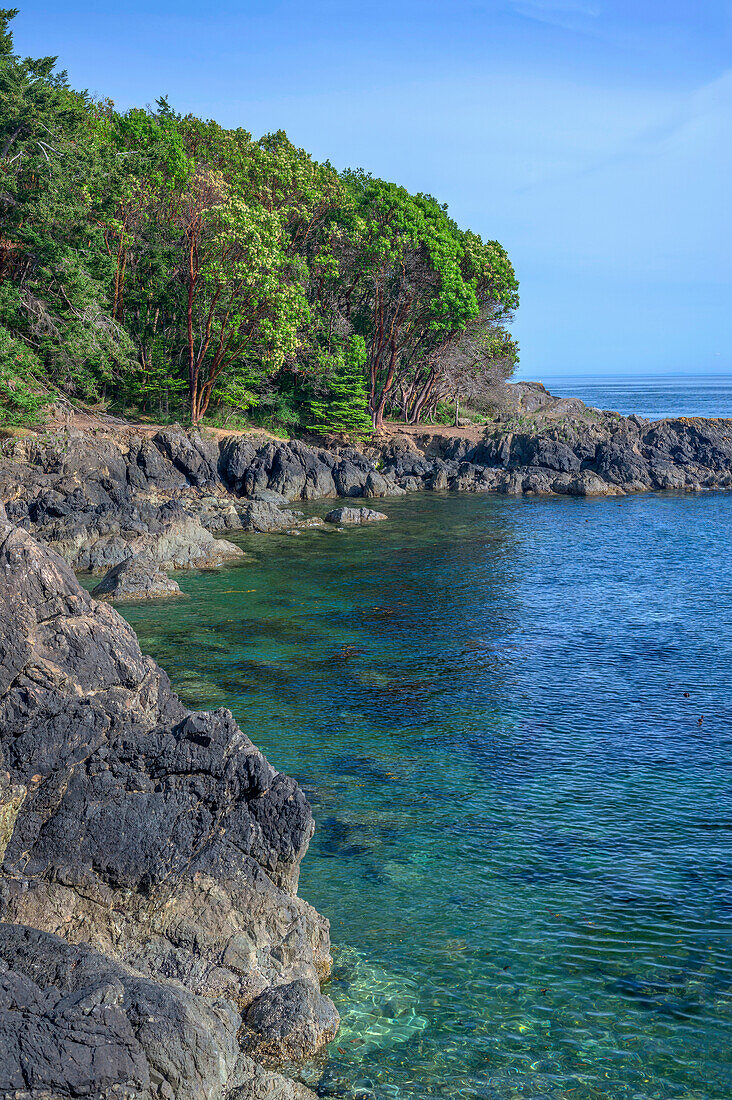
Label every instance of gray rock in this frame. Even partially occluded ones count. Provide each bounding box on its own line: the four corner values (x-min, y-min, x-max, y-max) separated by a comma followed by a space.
0, 515, 338, 1096
241, 979, 339, 1063
153, 429, 222, 488
0, 924, 240, 1100
219, 438, 258, 489
238, 501, 304, 533
229, 1056, 317, 1099
324, 506, 387, 525
249, 490, 291, 505
67, 514, 245, 573
302, 461, 337, 500
333, 458, 368, 497
362, 470, 389, 498
91, 556, 184, 602
267, 446, 308, 501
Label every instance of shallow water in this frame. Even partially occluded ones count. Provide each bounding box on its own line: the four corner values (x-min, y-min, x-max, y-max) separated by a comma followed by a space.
115, 491, 732, 1099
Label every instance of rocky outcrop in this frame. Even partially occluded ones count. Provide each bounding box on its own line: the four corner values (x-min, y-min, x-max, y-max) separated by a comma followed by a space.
324, 506, 388, 525
1, 404, 731, 574
378, 415, 732, 496
237, 500, 305, 533
57, 507, 244, 574
0, 515, 336, 1098
91, 555, 184, 601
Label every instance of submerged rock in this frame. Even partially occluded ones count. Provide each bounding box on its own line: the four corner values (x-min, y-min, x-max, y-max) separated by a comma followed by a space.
0, 514, 335, 1098
324, 506, 387, 525
91, 555, 184, 601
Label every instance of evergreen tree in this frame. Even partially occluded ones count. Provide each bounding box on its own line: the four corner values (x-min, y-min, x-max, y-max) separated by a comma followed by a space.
0, 10, 518, 431
309, 336, 372, 439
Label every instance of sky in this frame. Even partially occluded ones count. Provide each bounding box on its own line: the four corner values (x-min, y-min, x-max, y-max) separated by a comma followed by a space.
11, 1, 731, 382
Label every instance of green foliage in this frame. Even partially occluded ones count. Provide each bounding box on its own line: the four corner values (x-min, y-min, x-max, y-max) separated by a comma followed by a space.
0, 323, 47, 424
432, 401, 456, 426
0, 9, 518, 434
309, 336, 372, 438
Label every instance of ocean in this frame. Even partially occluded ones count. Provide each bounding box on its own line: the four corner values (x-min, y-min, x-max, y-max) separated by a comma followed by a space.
114, 381, 732, 1099
535, 374, 732, 421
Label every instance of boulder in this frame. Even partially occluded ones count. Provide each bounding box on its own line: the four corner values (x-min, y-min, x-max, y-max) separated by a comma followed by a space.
91, 555, 184, 601
324, 506, 387, 525
238, 501, 305, 533
241, 979, 339, 1063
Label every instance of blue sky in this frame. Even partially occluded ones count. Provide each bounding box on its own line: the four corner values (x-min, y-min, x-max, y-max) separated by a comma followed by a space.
12, 1, 731, 381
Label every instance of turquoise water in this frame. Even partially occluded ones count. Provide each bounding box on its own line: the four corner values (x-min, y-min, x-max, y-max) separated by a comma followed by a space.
113, 491, 732, 1099
535, 376, 732, 420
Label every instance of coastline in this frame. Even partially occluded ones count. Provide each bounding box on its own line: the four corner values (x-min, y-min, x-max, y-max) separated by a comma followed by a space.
1, 384, 731, 1097
2, 384, 732, 586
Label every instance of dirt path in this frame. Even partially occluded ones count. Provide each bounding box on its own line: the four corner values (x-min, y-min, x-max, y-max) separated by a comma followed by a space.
35, 408, 493, 447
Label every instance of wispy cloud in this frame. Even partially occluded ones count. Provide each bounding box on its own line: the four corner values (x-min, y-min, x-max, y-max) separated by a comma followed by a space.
509, 0, 602, 30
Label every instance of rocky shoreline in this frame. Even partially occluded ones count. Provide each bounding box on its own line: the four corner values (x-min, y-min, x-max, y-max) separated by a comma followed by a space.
1, 392, 731, 1097
0, 504, 338, 1098
1, 398, 731, 592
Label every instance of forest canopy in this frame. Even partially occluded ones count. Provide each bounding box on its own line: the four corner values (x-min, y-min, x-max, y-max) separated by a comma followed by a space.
0, 9, 519, 434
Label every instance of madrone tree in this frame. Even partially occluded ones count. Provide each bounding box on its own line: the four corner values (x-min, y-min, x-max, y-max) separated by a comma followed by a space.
173, 167, 308, 424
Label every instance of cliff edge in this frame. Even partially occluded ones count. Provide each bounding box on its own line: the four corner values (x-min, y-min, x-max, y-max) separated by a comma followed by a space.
0, 504, 337, 1099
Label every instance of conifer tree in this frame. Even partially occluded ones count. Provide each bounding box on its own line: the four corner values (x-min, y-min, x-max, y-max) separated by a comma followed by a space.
309, 336, 372, 439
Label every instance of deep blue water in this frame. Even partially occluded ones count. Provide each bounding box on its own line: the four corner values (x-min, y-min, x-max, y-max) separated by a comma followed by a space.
116, 487, 732, 1100
535, 376, 732, 420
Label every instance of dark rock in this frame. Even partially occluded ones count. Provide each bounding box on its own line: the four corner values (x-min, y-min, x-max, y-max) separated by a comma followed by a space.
91, 556, 184, 602
333, 458, 369, 497
152, 429, 221, 488
228, 1056, 317, 1099
363, 470, 391, 498
594, 439, 650, 487
511, 436, 581, 474
2, 409, 732, 570
0, 515, 337, 1096
219, 438, 258, 490
0, 923, 240, 1100
267, 446, 308, 501
302, 459, 337, 500
241, 979, 339, 1063
128, 436, 187, 491
238, 501, 305, 533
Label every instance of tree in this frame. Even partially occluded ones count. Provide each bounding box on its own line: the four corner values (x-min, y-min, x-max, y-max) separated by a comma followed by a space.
309, 335, 372, 438
0, 11, 519, 432
0, 10, 136, 407
327, 173, 519, 430
173, 166, 308, 424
